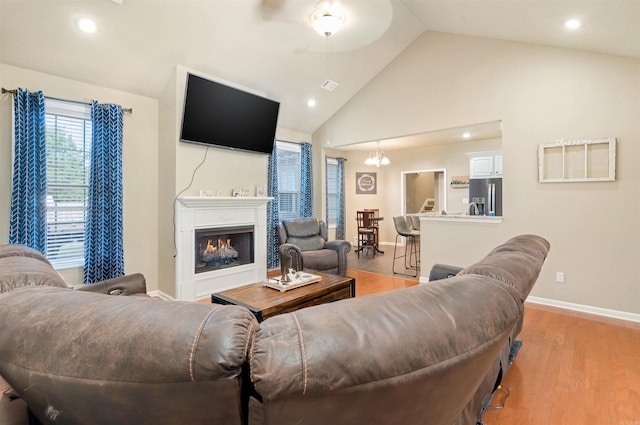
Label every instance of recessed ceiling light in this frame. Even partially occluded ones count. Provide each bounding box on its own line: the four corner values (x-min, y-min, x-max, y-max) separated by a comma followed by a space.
76, 17, 97, 34
565, 19, 582, 30
307, 98, 317, 108
462, 132, 472, 139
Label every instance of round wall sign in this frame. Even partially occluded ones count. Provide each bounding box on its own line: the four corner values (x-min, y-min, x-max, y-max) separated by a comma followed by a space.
357, 173, 376, 193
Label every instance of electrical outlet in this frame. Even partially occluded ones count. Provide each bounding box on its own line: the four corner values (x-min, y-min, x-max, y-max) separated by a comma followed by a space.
556, 272, 565, 283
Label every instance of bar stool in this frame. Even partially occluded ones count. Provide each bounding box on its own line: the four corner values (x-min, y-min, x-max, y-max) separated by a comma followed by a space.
392, 216, 420, 277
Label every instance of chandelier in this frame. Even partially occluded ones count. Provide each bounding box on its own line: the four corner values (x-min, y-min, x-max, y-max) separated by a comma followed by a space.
364, 143, 390, 167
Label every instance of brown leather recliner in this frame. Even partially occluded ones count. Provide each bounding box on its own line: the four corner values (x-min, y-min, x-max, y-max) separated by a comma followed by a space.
0, 236, 549, 425
0, 244, 147, 296
277, 217, 351, 276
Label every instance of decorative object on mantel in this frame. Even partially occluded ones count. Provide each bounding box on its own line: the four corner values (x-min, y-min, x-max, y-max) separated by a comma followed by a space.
232, 188, 250, 197
538, 137, 616, 182
356, 172, 377, 194
364, 142, 390, 167
450, 176, 470, 187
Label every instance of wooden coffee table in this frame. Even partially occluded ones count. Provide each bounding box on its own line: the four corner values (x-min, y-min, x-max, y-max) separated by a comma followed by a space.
211, 272, 355, 322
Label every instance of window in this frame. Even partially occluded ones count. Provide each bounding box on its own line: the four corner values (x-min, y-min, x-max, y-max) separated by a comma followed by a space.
276, 141, 301, 220
45, 99, 92, 269
326, 157, 338, 226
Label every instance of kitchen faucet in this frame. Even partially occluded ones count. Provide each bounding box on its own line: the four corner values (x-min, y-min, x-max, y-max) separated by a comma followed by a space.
468, 202, 480, 215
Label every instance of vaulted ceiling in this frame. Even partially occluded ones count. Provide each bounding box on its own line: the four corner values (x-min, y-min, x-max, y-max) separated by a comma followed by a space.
1, 0, 638, 135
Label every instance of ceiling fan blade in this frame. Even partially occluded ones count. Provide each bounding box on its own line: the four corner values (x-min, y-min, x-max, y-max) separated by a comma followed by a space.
259, 0, 287, 20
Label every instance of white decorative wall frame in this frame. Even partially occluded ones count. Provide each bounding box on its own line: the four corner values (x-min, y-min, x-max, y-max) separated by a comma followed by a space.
538, 137, 616, 183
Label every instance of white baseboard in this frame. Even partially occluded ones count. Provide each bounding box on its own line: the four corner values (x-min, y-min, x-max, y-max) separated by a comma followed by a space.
147, 290, 175, 301
527, 296, 640, 323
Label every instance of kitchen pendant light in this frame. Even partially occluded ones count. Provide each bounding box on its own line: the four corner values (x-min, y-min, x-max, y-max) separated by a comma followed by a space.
364, 143, 390, 167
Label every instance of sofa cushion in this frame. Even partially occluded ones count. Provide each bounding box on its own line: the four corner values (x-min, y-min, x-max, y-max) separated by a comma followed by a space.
286, 235, 325, 252
459, 250, 546, 302
250, 274, 521, 425
301, 249, 338, 271
0, 286, 257, 425
487, 234, 550, 263
282, 218, 321, 238
0, 256, 68, 293
0, 244, 50, 265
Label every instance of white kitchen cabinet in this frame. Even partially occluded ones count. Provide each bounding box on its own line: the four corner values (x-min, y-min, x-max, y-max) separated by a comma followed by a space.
468, 151, 502, 178
494, 154, 503, 177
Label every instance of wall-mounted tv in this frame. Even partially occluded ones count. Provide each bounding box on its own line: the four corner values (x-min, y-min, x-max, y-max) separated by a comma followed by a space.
180, 73, 280, 154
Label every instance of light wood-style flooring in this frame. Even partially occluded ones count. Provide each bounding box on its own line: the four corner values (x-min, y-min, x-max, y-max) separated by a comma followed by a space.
350, 267, 640, 425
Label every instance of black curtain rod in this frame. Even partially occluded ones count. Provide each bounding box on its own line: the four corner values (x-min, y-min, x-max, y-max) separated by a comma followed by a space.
2, 87, 132, 114
326, 155, 347, 161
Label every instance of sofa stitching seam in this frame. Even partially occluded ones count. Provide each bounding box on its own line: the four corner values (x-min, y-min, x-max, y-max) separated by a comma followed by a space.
189, 308, 218, 382
244, 318, 258, 361
291, 312, 308, 395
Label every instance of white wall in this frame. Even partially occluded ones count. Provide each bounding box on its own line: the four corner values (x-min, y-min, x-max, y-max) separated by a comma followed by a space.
0, 63, 160, 287
313, 32, 640, 315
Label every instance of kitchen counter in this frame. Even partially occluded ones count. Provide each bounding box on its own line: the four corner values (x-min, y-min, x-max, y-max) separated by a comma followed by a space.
418, 214, 502, 224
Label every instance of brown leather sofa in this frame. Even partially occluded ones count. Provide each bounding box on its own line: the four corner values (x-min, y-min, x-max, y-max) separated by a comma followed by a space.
0, 235, 549, 425
277, 217, 351, 276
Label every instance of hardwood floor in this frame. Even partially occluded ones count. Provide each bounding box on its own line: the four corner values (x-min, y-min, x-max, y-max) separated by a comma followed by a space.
482, 303, 640, 425
349, 268, 640, 425
348, 267, 418, 296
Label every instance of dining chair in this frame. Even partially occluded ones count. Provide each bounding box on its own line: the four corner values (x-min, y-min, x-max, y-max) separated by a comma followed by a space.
356, 210, 377, 258
364, 209, 381, 252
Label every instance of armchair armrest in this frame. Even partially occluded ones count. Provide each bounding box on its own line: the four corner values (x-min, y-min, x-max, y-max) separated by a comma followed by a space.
279, 244, 303, 274
324, 240, 351, 253
73, 273, 147, 296
324, 240, 352, 276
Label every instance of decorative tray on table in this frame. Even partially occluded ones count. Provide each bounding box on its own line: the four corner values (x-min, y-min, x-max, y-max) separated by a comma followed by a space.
263, 272, 322, 292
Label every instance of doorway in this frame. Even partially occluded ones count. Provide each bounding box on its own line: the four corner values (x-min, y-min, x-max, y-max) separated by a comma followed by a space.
401, 169, 446, 215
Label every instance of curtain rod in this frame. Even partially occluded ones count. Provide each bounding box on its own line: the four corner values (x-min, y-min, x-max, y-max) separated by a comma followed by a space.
326, 155, 347, 161
2, 87, 133, 113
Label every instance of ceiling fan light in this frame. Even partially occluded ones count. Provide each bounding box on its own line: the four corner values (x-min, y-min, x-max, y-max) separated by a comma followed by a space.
311, 2, 345, 37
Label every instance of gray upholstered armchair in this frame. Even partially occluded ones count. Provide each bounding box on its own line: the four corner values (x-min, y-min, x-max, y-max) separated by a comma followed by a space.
277, 217, 351, 276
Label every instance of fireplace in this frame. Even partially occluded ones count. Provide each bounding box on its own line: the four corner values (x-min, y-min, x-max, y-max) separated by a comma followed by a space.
195, 226, 254, 273
175, 196, 271, 301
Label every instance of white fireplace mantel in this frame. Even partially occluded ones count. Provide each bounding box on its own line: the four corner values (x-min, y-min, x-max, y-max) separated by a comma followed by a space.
175, 196, 272, 301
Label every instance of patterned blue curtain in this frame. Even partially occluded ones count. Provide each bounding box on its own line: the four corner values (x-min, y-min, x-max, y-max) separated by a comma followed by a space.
266, 145, 281, 269
336, 157, 346, 240
84, 102, 124, 284
9, 89, 47, 253
299, 142, 313, 218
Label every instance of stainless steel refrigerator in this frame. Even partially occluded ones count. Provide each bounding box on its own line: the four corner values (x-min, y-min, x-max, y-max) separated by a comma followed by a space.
468, 178, 502, 216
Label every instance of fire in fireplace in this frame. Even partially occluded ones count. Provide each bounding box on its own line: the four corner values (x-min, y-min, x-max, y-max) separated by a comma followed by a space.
195, 226, 254, 274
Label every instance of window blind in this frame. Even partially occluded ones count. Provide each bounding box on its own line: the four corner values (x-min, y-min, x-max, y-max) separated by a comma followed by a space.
276, 141, 301, 220
45, 99, 92, 269
326, 158, 338, 226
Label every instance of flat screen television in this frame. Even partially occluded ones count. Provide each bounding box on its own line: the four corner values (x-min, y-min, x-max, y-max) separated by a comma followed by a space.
180, 73, 280, 154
